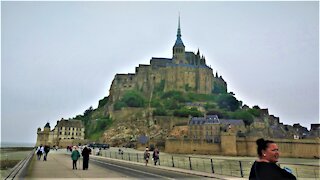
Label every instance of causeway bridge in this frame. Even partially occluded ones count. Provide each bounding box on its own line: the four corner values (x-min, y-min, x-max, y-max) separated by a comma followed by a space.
5, 147, 320, 179
5, 148, 245, 179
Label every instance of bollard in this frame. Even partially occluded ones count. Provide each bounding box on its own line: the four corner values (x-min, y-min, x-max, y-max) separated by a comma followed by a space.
210, 159, 215, 174
189, 157, 192, 170
172, 156, 175, 167
128, 153, 131, 161
110, 151, 111, 158
137, 153, 139, 162
239, 161, 244, 177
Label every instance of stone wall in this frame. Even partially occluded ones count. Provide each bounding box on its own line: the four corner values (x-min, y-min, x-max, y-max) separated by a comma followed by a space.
165, 136, 320, 158
236, 137, 320, 158
153, 116, 188, 130
165, 138, 221, 155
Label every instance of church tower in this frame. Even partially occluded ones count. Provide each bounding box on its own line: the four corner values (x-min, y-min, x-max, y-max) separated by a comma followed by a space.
173, 15, 187, 64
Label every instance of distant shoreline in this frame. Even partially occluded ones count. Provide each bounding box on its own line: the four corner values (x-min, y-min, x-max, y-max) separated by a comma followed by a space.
0, 142, 35, 148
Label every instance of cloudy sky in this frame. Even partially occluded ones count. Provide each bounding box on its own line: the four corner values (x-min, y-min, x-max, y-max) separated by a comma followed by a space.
1, 1, 319, 144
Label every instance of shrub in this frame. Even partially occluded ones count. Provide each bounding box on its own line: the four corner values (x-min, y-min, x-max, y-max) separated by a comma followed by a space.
153, 107, 167, 116
173, 107, 203, 117
154, 80, 165, 94
98, 96, 109, 108
122, 91, 145, 107
217, 94, 240, 111
114, 101, 127, 110
162, 91, 187, 102
247, 108, 260, 117
204, 103, 216, 110
229, 110, 253, 125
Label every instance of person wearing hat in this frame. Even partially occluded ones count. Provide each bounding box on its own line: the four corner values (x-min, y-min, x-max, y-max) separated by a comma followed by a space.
71, 146, 80, 170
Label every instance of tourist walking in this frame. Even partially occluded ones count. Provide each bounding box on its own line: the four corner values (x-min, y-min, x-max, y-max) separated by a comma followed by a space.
144, 147, 150, 166
153, 148, 160, 166
43, 145, 50, 161
249, 138, 296, 180
71, 146, 81, 170
81, 146, 91, 170
36, 145, 43, 160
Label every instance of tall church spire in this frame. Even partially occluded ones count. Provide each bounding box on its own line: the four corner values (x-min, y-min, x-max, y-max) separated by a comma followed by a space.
173, 14, 186, 64
177, 14, 181, 38
174, 14, 184, 47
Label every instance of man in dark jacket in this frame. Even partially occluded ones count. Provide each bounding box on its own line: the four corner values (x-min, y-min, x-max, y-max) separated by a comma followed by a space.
43, 145, 50, 161
81, 146, 91, 170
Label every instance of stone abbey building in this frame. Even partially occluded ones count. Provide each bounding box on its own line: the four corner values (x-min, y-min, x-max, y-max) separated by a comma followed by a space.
107, 17, 227, 110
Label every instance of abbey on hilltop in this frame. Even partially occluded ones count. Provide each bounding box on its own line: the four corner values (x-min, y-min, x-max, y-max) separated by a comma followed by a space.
36, 17, 319, 159
107, 16, 227, 107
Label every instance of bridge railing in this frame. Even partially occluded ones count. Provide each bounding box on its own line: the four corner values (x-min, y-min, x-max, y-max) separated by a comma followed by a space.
4, 148, 36, 179
97, 149, 319, 179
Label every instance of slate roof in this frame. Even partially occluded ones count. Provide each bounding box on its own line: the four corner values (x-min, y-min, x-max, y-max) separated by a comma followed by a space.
189, 115, 220, 125
56, 120, 84, 128
220, 119, 245, 126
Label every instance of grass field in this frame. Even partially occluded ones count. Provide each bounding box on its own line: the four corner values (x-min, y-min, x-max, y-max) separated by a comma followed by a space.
0, 147, 33, 178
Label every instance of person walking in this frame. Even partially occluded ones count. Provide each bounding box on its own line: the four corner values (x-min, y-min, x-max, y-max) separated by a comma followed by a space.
71, 146, 81, 170
144, 147, 150, 166
249, 138, 296, 180
153, 148, 160, 166
36, 145, 43, 160
43, 145, 50, 161
81, 146, 91, 170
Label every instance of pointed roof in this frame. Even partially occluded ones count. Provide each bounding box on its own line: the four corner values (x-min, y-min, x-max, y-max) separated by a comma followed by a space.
174, 15, 185, 48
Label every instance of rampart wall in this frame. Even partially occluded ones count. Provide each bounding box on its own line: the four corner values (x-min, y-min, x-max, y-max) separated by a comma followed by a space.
165, 135, 320, 158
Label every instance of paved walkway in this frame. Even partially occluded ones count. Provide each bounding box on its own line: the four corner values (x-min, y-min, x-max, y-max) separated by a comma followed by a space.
25, 151, 127, 179
25, 150, 245, 179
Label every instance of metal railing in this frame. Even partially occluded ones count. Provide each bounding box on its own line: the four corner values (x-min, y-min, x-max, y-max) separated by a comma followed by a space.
96, 149, 319, 179
4, 148, 35, 179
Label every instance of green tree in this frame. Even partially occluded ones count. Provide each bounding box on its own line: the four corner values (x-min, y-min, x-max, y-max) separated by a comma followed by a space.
114, 101, 127, 110
98, 96, 109, 108
217, 94, 240, 111
153, 107, 167, 116
122, 90, 145, 107
229, 110, 253, 126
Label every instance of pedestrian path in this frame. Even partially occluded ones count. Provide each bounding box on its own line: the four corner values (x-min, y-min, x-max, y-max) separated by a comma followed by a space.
25, 149, 245, 179
25, 150, 128, 179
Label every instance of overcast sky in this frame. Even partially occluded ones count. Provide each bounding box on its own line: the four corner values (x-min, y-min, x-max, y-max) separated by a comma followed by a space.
1, 1, 319, 144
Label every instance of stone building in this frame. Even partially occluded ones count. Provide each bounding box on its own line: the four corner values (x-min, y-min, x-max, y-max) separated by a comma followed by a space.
188, 115, 247, 142
36, 119, 85, 147
106, 16, 227, 112
188, 115, 221, 142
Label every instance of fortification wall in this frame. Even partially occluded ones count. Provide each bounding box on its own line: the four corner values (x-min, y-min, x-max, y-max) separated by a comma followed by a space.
165, 138, 221, 155
153, 116, 188, 130
165, 136, 320, 158
236, 137, 320, 158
